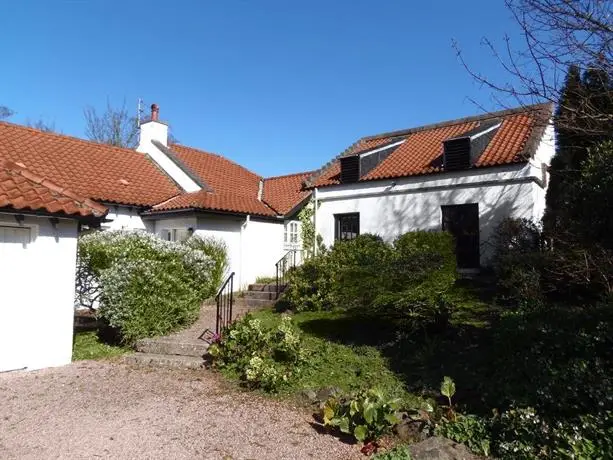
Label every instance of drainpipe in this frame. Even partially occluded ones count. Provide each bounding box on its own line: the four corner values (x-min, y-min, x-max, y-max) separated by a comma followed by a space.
313, 188, 318, 257
239, 215, 251, 289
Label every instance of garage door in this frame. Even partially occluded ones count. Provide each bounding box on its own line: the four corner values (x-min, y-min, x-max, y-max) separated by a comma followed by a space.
0, 226, 32, 372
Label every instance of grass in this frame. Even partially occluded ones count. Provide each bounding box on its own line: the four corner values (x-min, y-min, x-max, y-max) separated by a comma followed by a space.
72, 331, 129, 361
248, 309, 421, 406
255, 275, 276, 284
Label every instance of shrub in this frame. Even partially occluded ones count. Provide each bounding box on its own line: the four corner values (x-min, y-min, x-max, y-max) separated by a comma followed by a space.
282, 256, 336, 312
491, 218, 545, 307
327, 234, 395, 310
183, 235, 229, 293
322, 388, 403, 443
283, 231, 456, 321
208, 313, 304, 392
77, 231, 215, 344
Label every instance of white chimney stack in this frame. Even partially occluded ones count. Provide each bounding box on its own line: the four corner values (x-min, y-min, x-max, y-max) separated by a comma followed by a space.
138, 103, 168, 148
136, 103, 201, 193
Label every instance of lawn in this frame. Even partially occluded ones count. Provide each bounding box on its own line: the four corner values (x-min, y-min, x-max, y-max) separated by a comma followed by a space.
72, 331, 128, 361
250, 309, 419, 405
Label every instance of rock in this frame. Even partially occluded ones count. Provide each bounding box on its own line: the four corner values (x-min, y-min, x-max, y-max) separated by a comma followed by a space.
408, 436, 480, 460
301, 389, 317, 402
315, 387, 341, 402
395, 419, 428, 443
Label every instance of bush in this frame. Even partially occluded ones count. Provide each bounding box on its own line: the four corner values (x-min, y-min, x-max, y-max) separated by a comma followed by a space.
328, 234, 395, 310
208, 313, 304, 392
77, 231, 215, 344
491, 218, 545, 307
183, 235, 229, 293
322, 388, 403, 442
282, 256, 336, 312
283, 231, 456, 325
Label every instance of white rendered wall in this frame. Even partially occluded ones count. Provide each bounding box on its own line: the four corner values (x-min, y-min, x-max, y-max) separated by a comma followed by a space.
316, 169, 552, 266
0, 214, 78, 371
152, 213, 286, 290
242, 219, 286, 286
103, 205, 151, 231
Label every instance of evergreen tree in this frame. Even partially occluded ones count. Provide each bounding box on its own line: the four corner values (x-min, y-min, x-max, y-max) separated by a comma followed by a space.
543, 65, 583, 234
544, 64, 613, 236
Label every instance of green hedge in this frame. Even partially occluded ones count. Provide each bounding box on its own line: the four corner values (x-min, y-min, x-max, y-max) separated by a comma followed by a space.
282, 231, 457, 327
77, 231, 219, 344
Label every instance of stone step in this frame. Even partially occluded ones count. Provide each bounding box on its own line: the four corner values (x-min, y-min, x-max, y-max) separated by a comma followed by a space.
135, 338, 209, 357
247, 283, 286, 292
123, 352, 205, 370
241, 290, 278, 301
235, 297, 275, 308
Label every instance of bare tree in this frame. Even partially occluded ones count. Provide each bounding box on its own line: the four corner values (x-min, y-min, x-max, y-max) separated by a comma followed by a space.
454, 0, 612, 134
26, 118, 56, 133
83, 99, 139, 148
0, 106, 14, 120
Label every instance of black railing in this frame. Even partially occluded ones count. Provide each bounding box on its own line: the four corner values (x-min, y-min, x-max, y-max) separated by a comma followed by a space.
275, 250, 299, 299
215, 272, 235, 335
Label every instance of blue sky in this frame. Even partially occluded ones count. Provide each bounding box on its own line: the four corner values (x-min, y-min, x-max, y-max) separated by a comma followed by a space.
1, 1, 524, 177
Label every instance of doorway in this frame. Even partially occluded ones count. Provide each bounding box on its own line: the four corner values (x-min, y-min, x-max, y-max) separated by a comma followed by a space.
441, 204, 480, 269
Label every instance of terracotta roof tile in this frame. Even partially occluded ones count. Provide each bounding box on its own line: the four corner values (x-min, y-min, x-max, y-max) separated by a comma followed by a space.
0, 159, 108, 218
150, 190, 276, 217
262, 171, 313, 215
0, 121, 180, 206
309, 103, 552, 187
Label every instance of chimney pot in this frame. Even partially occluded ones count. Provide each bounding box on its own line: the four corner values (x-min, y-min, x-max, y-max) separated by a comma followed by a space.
151, 103, 159, 122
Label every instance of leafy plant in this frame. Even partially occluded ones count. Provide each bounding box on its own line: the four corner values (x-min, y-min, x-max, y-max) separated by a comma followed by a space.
183, 235, 229, 293
208, 314, 304, 392
371, 444, 413, 460
322, 389, 403, 442
77, 230, 215, 344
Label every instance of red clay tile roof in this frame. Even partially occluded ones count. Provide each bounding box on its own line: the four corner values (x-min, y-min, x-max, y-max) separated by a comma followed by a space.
0, 121, 180, 206
149, 189, 276, 217
308, 103, 553, 188
0, 159, 108, 218
262, 171, 313, 215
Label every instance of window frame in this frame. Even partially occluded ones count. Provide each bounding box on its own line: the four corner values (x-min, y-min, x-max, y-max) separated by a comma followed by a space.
334, 212, 360, 241
284, 221, 300, 248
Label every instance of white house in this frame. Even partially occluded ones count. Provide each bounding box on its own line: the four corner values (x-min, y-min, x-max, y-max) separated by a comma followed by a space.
0, 159, 107, 372
0, 102, 555, 371
0, 105, 311, 292
305, 104, 555, 269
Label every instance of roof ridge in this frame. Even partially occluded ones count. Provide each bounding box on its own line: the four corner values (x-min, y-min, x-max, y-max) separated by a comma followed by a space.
362, 102, 554, 141
0, 120, 143, 156
303, 139, 362, 188
264, 170, 314, 180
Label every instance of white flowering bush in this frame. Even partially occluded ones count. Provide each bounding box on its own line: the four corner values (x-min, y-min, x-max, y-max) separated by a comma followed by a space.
208, 314, 304, 392
76, 230, 215, 344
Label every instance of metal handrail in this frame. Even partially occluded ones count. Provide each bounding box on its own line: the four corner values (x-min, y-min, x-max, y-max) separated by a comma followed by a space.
275, 250, 299, 299
215, 271, 235, 335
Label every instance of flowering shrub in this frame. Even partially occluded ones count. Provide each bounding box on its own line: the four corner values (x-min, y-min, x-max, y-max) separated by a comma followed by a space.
208, 314, 304, 392
183, 235, 229, 292
76, 230, 215, 344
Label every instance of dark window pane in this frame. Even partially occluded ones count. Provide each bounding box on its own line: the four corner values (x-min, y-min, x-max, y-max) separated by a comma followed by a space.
335, 213, 360, 241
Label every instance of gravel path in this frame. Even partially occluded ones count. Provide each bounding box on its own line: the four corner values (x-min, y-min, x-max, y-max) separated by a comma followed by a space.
0, 361, 360, 460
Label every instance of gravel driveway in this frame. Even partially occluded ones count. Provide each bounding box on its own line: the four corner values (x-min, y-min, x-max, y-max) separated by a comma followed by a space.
0, 361, 360, 460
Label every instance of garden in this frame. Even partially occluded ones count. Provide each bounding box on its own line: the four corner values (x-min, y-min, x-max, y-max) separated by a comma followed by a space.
208, 142, 613, 458
72, 230, 229, 358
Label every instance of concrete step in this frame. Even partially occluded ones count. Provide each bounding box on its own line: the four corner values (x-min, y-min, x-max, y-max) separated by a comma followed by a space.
241, 290, 278, 301
123, 352, 205, 370
235, 297, 275, 308
135, 338, 209, 357
247, 283, 286, 292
